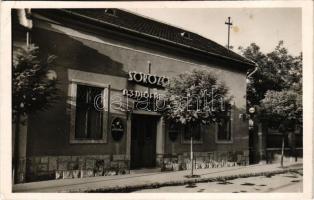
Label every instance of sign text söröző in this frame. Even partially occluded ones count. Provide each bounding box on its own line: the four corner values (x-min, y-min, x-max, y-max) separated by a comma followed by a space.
128, 71, 169, 87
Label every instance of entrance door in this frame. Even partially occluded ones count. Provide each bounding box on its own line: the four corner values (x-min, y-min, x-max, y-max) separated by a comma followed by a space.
131, 114, 158, 169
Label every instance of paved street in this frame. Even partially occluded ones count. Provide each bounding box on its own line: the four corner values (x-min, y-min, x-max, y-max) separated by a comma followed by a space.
13, 162, 302, 193
133, 170, 303, 193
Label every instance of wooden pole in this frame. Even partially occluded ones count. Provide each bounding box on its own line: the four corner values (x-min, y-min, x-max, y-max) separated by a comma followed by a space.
190, 135, 193, 176
280, 136, 285, 167
148, 61, 151, 96
26, 31, 29, 46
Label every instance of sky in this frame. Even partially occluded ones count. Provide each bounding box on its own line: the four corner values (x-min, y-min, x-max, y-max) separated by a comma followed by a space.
125, 8, 302, 56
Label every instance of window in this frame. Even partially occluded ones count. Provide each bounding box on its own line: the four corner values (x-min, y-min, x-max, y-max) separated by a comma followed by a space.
216, 105, 232, 143
75, 85, 103, 140
181, 124, 203, 144
67, 78, 110, 144
168, 122, 180, 142
104, 9, 117, 16
217, 117, 231, 141
180, 32, 191, 40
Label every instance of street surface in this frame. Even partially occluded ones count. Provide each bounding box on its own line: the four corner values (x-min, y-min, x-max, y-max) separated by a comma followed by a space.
13, 162, 302, 193
133, 170, 303, 193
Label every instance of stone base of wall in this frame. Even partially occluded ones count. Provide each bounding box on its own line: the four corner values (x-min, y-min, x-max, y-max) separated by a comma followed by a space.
266, 148, 303, 164
25, 151, 251, 182
26, 155, 129, 182
159, 151, 249, 171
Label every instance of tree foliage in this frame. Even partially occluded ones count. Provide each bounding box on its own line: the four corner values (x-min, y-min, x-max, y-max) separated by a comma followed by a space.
162, 69, 232, 128
239, 41, 302, 127
261, 90, 302, 128
12, 44, 58, 122
239, 41, 302, 108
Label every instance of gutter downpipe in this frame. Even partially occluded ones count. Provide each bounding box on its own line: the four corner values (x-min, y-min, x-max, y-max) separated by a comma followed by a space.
247, 64, 258, 79
247, 63, 266, 164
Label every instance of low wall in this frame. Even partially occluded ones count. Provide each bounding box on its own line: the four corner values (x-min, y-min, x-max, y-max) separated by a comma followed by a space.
26, 154, 129, 182
158, 150, 250, 171
25, 151, 250, 182
266, 148, 303, 164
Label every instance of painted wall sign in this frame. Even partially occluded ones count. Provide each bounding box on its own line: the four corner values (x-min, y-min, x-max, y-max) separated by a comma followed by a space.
128, 71, 169, 87
122, 89, 164, 100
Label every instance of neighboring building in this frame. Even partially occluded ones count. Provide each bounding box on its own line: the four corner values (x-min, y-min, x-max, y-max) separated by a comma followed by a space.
249, 121, 303, 164
12, 9, 255, 182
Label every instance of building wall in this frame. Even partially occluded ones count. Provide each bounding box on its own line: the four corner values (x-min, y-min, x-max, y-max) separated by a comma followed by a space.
15, 17, 249, 181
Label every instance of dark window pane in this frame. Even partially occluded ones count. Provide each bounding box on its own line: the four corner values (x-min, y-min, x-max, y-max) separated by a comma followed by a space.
75, 84, 103, 140
75, 106, 88, 138
183, 126, 190, 140
76, 85, 89, 105
183, 125, 201, 141
169, 122, 179, 132
217, 117, 231, 141
194, 125, 201, 140
88, 109, 103, 139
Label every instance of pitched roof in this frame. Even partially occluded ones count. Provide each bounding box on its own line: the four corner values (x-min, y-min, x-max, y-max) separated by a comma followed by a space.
56, 9, 256, 68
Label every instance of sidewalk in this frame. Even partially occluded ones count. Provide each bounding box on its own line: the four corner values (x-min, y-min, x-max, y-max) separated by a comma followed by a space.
13, 161, 302, 193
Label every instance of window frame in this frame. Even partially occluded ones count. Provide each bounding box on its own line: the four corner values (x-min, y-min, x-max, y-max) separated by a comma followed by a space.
215, 107, 234, 144
167, 121, 180, 142
180, 32, 192, 40
181, 124, 204, 145
69, 79, 110, 144
104, 9, 117, 17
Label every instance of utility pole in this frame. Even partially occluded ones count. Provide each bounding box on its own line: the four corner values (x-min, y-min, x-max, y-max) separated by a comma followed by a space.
147, 61, 151, 111
147, 61, 151, 95
225, 17, 233, 50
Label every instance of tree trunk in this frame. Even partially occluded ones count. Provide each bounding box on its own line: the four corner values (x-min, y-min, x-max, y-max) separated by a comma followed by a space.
13, 112, 21, 183
280, 135, 285, 168
293, 130, 297, 162
190, 136, 194, 176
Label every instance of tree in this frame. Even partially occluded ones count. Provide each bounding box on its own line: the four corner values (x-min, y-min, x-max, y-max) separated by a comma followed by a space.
239, 41, 302, 164
162, 69, 232, 177
12, 44, 58, 183
260, 90, 302, 167
239, 41, 302, 108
